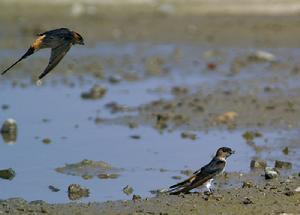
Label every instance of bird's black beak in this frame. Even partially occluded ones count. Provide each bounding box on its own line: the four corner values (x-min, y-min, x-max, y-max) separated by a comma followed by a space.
79, 41, 85, 45
230, 150, 235, 154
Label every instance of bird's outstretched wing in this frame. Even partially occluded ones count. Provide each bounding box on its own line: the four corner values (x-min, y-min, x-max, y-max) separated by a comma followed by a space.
168, 158, 225, 195
38, 43, 72, 80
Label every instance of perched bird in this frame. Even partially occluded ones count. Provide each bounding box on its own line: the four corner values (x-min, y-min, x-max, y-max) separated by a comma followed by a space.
168, 147, 234, 195
1, 28, 84, 80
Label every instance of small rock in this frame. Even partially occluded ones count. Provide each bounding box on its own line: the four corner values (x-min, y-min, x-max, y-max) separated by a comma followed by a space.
212, 194, 223, 201
1, 119, 17, 144
265, 167, 279, 180
68, 184, 89, 200
0, 168, 16, 180
275, 160, 292, 169
0, 119, 17, 134
285, 191, 294, 196
171, 86, 189, 96
282, 147, 289, 155
48, 185, 60, 192
181, 132, 197, 140
247, 50, 276, 62
250, 159, 267, 169
1, 104, 10, 110
130, 135, 141, 139
242, 181, 254, 188
155, 114, 169, 130
108, 75, 122, 84
243, 197, 254, 204
81, 85, 107, 100
123, 185, 134, 195
215, 111, 238, 124
132, 194, 141, 201
42, 138, 52, 144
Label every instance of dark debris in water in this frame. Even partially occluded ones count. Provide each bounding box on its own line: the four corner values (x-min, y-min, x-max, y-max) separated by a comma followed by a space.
242, 131, 263, 142
0, 168, 16, 180
98, 173, 120, 179
181, 132, 197, 140
105, 102, 132, 114
81, 85, 107, 100
48, 185, 60, 192
42, 138, 52, 144
275, 160, 292, 169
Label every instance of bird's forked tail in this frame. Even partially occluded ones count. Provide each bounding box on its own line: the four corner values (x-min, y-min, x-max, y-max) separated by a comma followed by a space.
1, 47, 35, 75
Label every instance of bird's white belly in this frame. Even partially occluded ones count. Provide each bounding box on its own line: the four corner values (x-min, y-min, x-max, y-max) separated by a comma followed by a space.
204, 179, 214, 190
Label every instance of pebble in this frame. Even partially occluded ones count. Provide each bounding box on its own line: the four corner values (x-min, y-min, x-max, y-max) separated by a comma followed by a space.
68, 184, 89, 200
265, 167, 279, 180
123, 185, 134, 195
42, 138, 52, 144
247, 50, 276, 62
132, 194, 141, 201
250, 159, 267, 169
0, 168, 15, 180
242, 181, 254, 188
242, 197, 254, 204
1, 119, 18, 144
274, 160, 292, 169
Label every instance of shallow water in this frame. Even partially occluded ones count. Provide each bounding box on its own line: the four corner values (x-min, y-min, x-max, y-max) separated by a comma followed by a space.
0, 43, 300, 203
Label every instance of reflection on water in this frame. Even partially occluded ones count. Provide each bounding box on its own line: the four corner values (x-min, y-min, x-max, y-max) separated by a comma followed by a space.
0, 43, 300, 203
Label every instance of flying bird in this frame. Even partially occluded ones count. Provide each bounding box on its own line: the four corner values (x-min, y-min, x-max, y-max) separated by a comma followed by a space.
1, 28, 84, 80
168, 147, 234, 195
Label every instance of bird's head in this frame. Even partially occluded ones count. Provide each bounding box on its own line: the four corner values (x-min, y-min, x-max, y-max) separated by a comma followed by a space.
216, 147, 235, 159
72, 31, 84, 45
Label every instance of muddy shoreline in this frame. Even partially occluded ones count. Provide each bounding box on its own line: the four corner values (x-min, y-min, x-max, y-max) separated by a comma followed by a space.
1, 174, 300, 214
